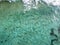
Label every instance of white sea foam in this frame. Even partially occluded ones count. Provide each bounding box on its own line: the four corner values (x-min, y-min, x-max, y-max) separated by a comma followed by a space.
43, 0, 60, 6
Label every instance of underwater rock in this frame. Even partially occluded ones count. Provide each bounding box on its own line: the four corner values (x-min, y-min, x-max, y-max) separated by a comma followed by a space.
0, 0, 17, 2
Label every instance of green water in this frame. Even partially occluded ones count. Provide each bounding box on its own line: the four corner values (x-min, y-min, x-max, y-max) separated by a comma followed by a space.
0, 2, 60, 45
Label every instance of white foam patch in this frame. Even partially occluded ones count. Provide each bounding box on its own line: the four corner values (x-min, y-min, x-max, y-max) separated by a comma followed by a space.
43, 0, 60, 6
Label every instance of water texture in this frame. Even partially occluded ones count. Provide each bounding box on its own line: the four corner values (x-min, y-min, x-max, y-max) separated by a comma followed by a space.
0, 2, 60, 45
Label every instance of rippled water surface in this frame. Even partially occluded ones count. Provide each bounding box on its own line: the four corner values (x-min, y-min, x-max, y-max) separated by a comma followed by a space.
0, 2, 60, 45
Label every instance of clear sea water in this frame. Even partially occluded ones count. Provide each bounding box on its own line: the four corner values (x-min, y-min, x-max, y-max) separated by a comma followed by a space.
0, 2, 60, 45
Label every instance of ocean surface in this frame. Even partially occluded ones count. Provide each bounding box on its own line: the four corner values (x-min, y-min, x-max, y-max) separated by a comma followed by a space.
0, 1, 60, 45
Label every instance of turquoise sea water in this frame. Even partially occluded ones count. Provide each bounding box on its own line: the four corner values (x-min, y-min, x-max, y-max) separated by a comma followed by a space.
0, 2, 60, 45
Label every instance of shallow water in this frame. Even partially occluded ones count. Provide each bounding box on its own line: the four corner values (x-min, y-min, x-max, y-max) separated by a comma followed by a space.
0, 2, 60, 45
